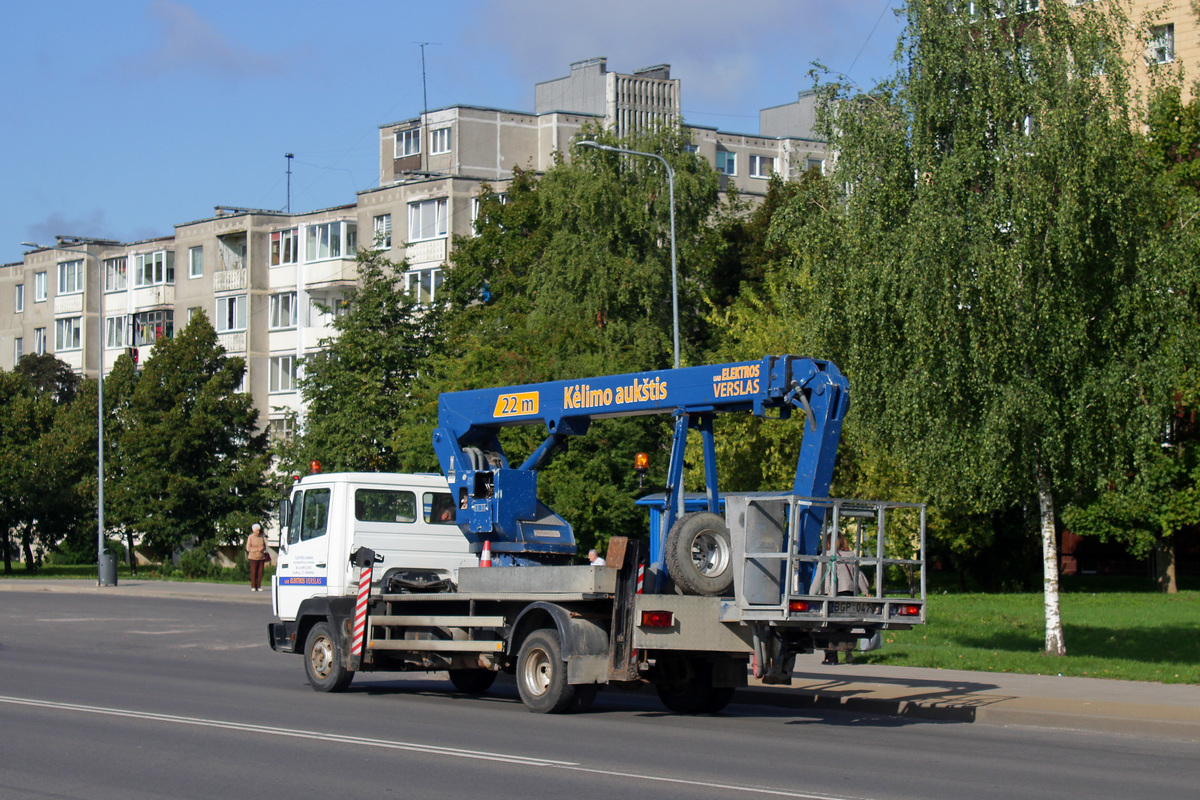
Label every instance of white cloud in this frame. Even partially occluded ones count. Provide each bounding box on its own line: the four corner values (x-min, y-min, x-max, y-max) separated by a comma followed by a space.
467, 0, 898, 117
121, 0, 290, 80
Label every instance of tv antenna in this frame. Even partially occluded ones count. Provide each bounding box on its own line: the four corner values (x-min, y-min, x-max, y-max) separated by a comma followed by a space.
415, 42, 440, 117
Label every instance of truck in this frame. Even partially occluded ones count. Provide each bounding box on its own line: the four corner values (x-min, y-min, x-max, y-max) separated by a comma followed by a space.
268, 355, 927, 713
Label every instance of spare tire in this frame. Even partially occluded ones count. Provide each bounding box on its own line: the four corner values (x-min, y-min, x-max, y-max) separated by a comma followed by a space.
665, 512, 733, 596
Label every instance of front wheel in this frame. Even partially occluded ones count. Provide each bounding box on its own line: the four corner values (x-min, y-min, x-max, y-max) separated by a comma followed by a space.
304, 621, 354, 692
516, 630, 577, 714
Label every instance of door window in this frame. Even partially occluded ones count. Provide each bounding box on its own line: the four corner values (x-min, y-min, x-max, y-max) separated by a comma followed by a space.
299, 489, 331, 541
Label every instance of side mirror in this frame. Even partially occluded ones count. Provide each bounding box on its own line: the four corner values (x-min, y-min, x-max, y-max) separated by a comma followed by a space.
278, 497, 291, 551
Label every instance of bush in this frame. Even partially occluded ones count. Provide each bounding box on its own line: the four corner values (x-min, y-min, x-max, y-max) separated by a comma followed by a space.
179, 546, 220, 579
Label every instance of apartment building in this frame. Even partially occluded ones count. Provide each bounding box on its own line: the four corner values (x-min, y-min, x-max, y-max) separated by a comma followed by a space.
1127, 0, 1200, 101
0, 57, 831, 439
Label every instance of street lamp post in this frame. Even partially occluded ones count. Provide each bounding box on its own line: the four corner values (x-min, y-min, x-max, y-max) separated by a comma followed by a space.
21, 240, 110, 587
576, 140, 680, 370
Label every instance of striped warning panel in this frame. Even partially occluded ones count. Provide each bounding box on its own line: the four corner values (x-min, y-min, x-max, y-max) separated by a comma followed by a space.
351, 566, 372, 657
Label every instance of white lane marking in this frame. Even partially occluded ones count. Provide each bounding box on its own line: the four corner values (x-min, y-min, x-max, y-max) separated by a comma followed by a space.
125, 629, 214, 635
0, 695, 867, 799
35, 618, 163, 623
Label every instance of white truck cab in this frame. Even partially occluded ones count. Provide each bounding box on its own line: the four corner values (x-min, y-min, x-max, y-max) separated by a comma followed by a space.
273, 472, 477, 621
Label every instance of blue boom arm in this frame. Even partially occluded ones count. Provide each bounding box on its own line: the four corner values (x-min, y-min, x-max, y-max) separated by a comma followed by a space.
432, 355, 849, 574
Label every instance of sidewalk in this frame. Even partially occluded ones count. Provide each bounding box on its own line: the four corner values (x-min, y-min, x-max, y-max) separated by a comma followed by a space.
4, 578, 1198, 741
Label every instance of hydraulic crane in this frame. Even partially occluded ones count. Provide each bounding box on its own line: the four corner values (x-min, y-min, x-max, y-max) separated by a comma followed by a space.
432, 355, 850, 593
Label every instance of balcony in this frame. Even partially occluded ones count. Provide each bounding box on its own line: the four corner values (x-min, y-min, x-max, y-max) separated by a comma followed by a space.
54, 293, 84, 315
214, 268, 248, 293
132, 283, 175, 309
403, 238, 446, 266
218, 331, 246, 353
305, 258, 357, 287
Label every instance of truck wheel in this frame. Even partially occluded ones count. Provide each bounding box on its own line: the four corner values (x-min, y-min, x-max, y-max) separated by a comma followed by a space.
703, 687, 736, 713
516, 630, 576, 714
655, 655, 719, 714
569, 684, 600, 713
448, 669, 498, 695
304, 622, 354, 692
665, 512, 733, 596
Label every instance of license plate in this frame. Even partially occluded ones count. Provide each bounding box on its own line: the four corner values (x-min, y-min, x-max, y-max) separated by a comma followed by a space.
830, 601, 875, 615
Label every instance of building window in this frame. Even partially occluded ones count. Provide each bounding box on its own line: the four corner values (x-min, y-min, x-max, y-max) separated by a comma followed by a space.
35, 272, 47, 302
268, 416, 295, 443
430, 127, 451, 154
408, 198, 448, 242
187, 306, 201, 323
133, 250, 174, 287
1149, 24, 1175, 64
14, 337, 23, 361
215, 295, 247, 333
104, 257, 127, 292
134, 310, 173, 345
395, 127, 421, 157
271, 228, 299, 266
55, 317, 82, 351
270, 292, 297, 329
806, 157, 825, 174
716, 150, 736, 176
305, 221, 357, 261
57, 260, 84, 295
189, 246, 203, 278
34, 328, 46, 355
750, 155, 774, 179
14, 284, 23, 313
405, 267, 443, 305
373, 214, 392, 248
269, 354, 297, 393
105, 315, 131, 349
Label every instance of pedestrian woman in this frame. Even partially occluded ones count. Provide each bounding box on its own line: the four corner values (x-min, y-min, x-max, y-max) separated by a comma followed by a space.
810, 531, 869, 665
246, 523, 269, 592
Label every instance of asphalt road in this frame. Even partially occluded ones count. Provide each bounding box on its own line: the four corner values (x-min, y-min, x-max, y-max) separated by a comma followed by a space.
2, 591, 1196, 800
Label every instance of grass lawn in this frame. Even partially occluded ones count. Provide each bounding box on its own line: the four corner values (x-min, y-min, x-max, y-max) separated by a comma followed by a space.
867, 589, 1200, 684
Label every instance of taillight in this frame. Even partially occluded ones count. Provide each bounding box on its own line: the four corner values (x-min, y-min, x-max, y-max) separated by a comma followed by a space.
895, 604, 921, 616
640, 610, 674, 628
788, 600, 810, 613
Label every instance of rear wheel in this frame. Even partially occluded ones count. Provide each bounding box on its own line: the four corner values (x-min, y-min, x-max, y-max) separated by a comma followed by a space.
516, 630, 576, 714
304, 621, 354, 692
448, 669, 498, 695
655, 655, 724, 714
665, 512, 734, 596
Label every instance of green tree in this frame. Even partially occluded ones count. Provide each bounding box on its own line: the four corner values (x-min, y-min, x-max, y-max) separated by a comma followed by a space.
15, 352, 80, 404
0, 361, 95, 571
109, 312, 272, 557
788, 1, 1177, 653
402, 125, 732, 555
285, 246, 442, 475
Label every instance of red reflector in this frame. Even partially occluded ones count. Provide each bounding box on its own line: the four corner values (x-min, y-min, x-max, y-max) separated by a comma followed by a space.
896, 604, 921, 616
640, 610, 674, 628
788, 600, 810, 613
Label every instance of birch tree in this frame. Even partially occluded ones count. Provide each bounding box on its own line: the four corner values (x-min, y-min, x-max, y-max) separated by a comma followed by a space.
805, 0, 1174, 654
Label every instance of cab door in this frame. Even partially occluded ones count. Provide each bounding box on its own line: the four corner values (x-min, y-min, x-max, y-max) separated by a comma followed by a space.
274, 486, 332, 621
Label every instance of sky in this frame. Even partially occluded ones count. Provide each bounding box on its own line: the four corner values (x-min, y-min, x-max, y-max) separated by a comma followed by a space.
2, 0, 907, 265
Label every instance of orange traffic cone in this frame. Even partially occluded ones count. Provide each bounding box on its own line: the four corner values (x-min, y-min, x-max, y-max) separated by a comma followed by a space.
480, 540, 492, 568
